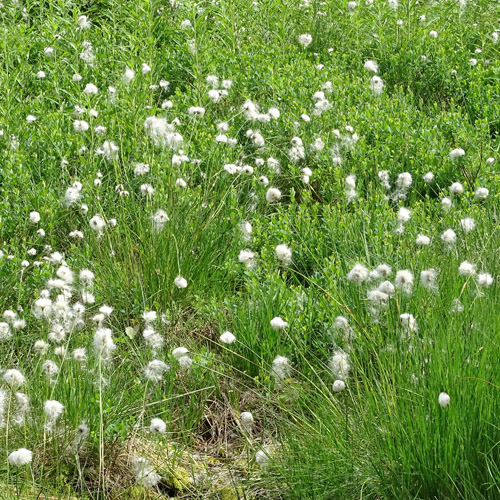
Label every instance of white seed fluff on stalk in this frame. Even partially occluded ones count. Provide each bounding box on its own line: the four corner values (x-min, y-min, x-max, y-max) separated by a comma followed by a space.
301, 167, 312, 183
395, 270, 414, 295
34, 339, 49, 355
0, 389, 6, 428
150, 418, 167, 434
3, 369, 25, 387
44, 400, 64, 430
172, 347, 189, 359
450, 182, 464, 195
438, 392, 450, 407
73, 348, 87, 363
143, 311, 157, 324
460, 218, 476, 233
8, 449, 32, 467
458, 261, 476, 276
188, 106, 205, 118
83, 83, 98, 95
347, 263, 369, 284
241, 221, 252, 241
152, 209, 169, 232
73, 120, 89, 132
238, 249, 256, 269
289, 137, 305, 161
475, 187, 489, 199
144, 116, 183, 149
270, 317, 288, 330
423, 172, 434, 183
30, 211, 41, 223
174, 276, 187, 289
133, 458, 161, 488
13, 393, 29, 426
370, 76, 384, 95
334, 316, 355, 341
266, 188, 282, 203
441, 229, 456, 245
42, 360, 59, 379
373, 264, 392, 279
143, 327, 164, 351
240, 411, 254, 432
0, 322, 12, 341
440, 197, 452, 212
377, 280, 395, 296
477, 273, 493, 287
122, 67, 135, 83
144, 360, 170, 382
220, 331, 236, 344
367, 289, 389, 308
420, 269, 438, 292
332, 380, 346, 392
449, 148, 465, 160
93, 327, 116, 361
378, 170, 391, 189
64, 186, 81, 207
177, 355, 193, 370
397, 207, 411, 224
271, 355, 291, 380
415, 234, 430, 246
400, 313, 418, 333
89, 215, 106, 235
255, 449, 271, 467
364, 60, 379, 73
298, 33, 312, 47
329, 351, 350, 380
79, 269, 95, 285
275, 244, 292, 265
344, 174, 356, 202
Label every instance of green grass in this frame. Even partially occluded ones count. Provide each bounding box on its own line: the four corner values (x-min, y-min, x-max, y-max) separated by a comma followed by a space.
0, 0, 499, 497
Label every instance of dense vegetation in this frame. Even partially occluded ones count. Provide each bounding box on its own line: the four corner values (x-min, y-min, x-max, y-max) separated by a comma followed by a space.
0, 0, 499, 498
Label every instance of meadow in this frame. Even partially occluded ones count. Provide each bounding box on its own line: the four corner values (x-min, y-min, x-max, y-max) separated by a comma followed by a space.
0, 0, 499, 497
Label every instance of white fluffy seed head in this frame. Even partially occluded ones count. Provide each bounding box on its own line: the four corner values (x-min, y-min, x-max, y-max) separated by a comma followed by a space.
416, 234, 430, 246
266, 188, 282, 203
298, 33, 312, 47
395, 270, 414, 295
271, 355, 291, 380
144, 360, 169, 382
332, 380, 346, 392
220, 331, 236, 344
3, 369, 25, 387
449, 148, 465, 160
8, 448, 32, 467
174, 276, 187, 289
275, 244, 292, 265
458, 261, 476, 276
329, 351, 350, 380
477, 273, 493, 287
460, 218, 476, 233
364, 60, 379, 73
347, 263, 369, 284
172, 347, 189, 359
438, 392, 450, 407
240, 411, 254, 431
44, 400, 64, 421
150, 418, 167, 434
475, 187, 489, 199
441, 229, 456, 244
270, 317, 288, 330
450, 182, 464, 195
